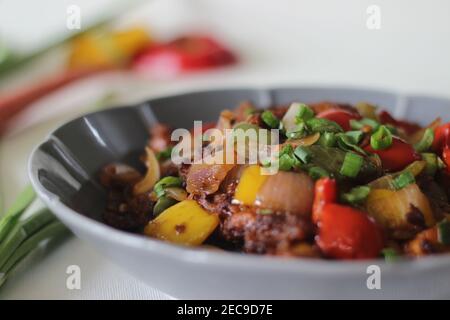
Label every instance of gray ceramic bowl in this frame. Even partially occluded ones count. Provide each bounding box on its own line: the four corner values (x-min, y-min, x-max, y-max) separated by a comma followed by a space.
29, 87, 450, 299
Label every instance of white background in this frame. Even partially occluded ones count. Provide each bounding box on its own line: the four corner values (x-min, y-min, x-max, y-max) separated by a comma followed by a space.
0, 0, 449, 299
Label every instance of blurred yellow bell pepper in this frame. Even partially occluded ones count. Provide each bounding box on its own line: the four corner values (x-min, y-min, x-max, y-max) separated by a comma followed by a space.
234, 165, 268, 206
144, 200, 219, 246
67, 26, 151, 69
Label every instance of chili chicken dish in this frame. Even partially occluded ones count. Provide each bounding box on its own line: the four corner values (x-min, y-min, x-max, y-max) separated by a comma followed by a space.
100, 100, 450, 260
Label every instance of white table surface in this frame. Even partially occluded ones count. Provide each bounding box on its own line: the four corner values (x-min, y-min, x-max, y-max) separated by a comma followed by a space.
1, 0, 450, 299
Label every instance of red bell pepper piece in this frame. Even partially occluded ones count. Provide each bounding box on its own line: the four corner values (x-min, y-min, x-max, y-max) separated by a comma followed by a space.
132, 35, 236, 76
316, 203, 385, 259
432, 123, 450, 153
312, 178, 337, 223
363, 137, 421, 172
316, 109, 361, 131
378, 110, 421, 135
313, 178, 384, 260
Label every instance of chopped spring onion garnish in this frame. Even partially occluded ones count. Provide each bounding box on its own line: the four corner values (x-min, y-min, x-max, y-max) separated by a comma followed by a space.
261, 159, 272, 167
294, 146, 312, 163
280, 144, 294, 156
350, 118, 380, 131
278, 145, 300, 171
295, 104, 314, 123
261, 110, 280, 129
306, 118, 343, 134
385, 124, 398, 135
153, 196, 178, 216
287, 122, 307, 139
345, 130, 364, 144
437, 220, 450, 245
370, 125, 393, 150
421, 152, 440, 175
336, 133, 366, 155
318, 132, 336, 147
340, 152, 364, 178
392, 171, 415, 190
308, 166, 330, 180
414, 128, 434, 152
278, 154, 296, 171
341, 186, 371, 204
381, 248, 399, 262
154, 176, 183, 198
156, 146, 173, 160
282, 102, 310, 136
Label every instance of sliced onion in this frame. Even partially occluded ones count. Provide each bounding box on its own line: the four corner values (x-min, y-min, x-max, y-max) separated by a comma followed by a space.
164, 187, 188, 201
186, 163, 235, 195
133, 147, 161, 195
408, 117, 442, 144
281, 102, 303, 133
368, 160, 426, 190
367, 175, 395, 190
355, 102, 378, 119
220, 165, 246, 192
285, 132, 320, 148
256, 171, 314, 217
365, 183, 435, 238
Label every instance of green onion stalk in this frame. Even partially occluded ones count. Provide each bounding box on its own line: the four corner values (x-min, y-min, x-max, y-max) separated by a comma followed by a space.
0, 186, 35, 243
0, 187, 70, 288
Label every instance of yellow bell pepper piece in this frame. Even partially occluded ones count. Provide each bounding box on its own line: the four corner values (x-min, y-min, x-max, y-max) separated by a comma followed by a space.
144, 200, 219, 246
234, 165, 268, 206
113, 27, 151, 57
68, 33, 116, 69
67, 27, 151, 69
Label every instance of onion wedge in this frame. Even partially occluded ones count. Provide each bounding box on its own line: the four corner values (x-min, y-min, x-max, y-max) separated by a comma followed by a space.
133, 147, 161, 195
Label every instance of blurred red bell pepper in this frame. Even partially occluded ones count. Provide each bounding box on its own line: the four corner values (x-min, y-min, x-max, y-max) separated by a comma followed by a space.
316, 109, 361, 131
313, 178, 384, 260
363, 136, 421, 172
379, 110, 421, 135
132, 35, 236, 76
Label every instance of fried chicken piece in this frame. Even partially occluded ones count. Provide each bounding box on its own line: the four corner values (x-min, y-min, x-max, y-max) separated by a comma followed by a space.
243, 212, 314, 255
